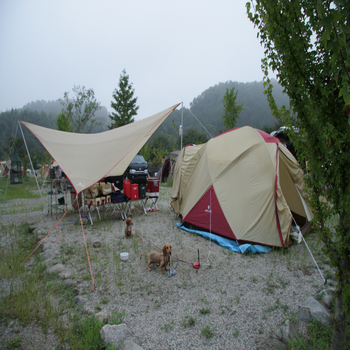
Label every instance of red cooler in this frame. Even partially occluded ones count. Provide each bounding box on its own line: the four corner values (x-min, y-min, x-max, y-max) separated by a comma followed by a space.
123, 178, 131, 198
146, 178, 159, 197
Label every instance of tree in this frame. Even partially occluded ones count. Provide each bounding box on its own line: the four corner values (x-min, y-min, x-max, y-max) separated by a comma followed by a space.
247, 1, 350, 348
182, 127, 208, 146
56, 111, 73, 132
221, 87, 244, 130
60, 85, 101, 133
109, 69, 139, 129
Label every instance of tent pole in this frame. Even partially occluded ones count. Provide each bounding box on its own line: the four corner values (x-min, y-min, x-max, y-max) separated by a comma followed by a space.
18, 121, 46, 211
181, 102, 183, 149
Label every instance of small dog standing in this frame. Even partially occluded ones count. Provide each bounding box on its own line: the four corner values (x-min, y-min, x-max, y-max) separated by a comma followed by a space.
140, 243, 172, 274
124, 218, 133, 238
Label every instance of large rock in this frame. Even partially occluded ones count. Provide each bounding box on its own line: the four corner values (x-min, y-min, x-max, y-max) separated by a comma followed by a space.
296, 296, 331, 324
276, 320, 298, 342
100, 324, 130, 348
75, 296, 87, 305
257, 336, 287, 350
123, 339, 144, 350
95, 310, 108, 323
47, 263, 65, 274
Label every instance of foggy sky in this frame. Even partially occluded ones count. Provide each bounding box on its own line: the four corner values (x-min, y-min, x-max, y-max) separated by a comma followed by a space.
0, 0, 267, 120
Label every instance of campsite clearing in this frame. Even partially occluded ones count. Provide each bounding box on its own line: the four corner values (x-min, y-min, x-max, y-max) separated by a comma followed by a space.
0, 186, 335, 349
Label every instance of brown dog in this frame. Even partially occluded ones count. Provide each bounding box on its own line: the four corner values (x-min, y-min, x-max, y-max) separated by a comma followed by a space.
124, 218, 133, 238
140, 244, 172, 274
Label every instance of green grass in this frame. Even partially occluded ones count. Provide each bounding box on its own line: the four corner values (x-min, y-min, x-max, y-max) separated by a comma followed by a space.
199, 308, 211, 315
200, 325, 216, 339
0, 222, 125, 350
0, 176, 41, 200
181, 316, 196, 327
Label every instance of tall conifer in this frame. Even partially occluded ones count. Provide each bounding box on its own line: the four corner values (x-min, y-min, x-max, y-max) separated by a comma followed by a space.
109, 69, 139, 129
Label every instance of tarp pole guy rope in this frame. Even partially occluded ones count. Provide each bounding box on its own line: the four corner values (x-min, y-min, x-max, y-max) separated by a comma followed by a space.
21, 198, 78, 266
292, 217, 327, 285
77, 196, 96, 292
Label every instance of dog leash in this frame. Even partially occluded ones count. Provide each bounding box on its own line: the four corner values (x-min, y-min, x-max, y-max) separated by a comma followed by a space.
135, 229, 162, 251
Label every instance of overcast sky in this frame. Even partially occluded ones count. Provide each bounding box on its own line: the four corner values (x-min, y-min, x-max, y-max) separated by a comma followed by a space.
0, 0, 267, 120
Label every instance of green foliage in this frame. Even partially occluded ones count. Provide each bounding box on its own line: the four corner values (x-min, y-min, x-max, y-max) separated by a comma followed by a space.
56, 111, 73, 132
60, 85, 101, 133
182, 127, 208, 146
109, 69, 139, 129
247, 0, 350, 347
69, 315, 105, 349
221, 87, 244, 130
0, 109, 54, 165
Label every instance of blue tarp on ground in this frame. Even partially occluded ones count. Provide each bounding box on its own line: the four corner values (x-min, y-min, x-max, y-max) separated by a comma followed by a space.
176, 223, 272, 254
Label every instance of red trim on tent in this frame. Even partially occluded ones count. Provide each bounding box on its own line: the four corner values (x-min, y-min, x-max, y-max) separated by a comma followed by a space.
215, 127, 281, 144
183, 186, 237, 241
257, 130, 281, 143
274, 145, 284, 247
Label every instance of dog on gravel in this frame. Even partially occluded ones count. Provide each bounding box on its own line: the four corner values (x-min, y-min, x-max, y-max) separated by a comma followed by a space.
124, 218, 133, 238
140, 243, 172, 274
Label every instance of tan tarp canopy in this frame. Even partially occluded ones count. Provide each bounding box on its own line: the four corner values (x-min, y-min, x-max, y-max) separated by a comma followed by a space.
171, 126, 313, 248
21, 103, 180, 193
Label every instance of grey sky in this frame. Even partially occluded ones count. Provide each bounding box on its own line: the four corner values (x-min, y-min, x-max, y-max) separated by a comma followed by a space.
0, 0, 266, 120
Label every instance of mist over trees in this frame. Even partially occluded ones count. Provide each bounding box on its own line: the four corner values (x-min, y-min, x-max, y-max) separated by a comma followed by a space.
0, 79, 288, 164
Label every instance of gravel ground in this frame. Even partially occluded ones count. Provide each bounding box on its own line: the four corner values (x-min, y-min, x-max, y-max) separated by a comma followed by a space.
0, 187, 333, 349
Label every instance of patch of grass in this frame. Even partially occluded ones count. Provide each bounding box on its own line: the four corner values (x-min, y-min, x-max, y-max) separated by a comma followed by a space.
0, 222, 112, 350
6, 336, 21, 349
63, 314, 105, 350
200, 325, 216, 339
0, 223, 39, 278
181, 316, 196, 327
108, 310, 125, 325
288, 320, 333, 349
199, 308, 211, 315
233, 328, 239, 338
0, 177, 41, 200
101, 297, 109, 304
198, 296, 210, 304
161, 320, 174, 331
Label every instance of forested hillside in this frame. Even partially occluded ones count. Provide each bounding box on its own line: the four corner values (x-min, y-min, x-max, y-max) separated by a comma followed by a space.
0, 109, 56, 161
156, 79, 288, 138
0, 79, 288, 164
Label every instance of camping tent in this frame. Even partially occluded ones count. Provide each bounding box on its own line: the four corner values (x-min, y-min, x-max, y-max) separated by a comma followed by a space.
0, 160, 10, 177
171, 126, 313, 248
21, 104, 180, 193
159, 150, 180, 182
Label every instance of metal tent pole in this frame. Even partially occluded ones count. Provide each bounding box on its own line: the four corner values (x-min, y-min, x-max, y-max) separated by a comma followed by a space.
18, 121, 46, 211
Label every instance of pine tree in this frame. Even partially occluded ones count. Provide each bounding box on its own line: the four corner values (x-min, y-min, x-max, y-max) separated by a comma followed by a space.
109, 69, 139, 129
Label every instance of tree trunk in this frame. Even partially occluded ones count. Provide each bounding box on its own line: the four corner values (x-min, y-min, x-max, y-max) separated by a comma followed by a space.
332, 288, 346, 350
